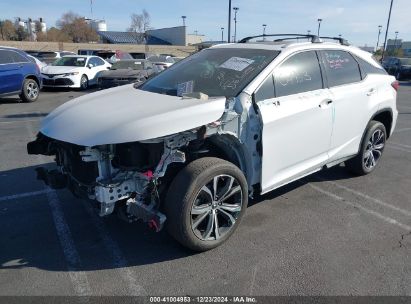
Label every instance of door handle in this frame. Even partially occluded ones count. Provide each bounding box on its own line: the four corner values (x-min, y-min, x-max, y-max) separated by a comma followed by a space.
319, 99, 333, 108
367, 88, 376, 96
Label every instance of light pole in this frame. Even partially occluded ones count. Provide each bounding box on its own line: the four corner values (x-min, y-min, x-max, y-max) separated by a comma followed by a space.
181, 16, 186, 26
376, 25, 382, 51
262, 24, 267, 41
233, 7, 239, 42
381, 0, 394, 61
317, 18, 322, 36
221, 27, 224, 42
227, 0, 232, 43
394, 31, 399, 53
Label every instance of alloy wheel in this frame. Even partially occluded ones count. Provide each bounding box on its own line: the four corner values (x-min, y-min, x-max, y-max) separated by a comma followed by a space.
363, 129, 385, 170
190, 174, 243, 241
27, 81, 39, 100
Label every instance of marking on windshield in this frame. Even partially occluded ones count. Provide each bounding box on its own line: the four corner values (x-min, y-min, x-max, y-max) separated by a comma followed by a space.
177, 80, 194, 97
219, 57, 255, 72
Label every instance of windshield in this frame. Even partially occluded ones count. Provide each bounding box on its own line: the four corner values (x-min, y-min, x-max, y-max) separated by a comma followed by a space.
140, 48, 279, 97
399, 58, 411, 65
111, 60, 144, 70
53, 57, 86, 67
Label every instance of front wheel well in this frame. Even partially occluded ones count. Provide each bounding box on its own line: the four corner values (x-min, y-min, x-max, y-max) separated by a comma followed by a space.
372, 110, 393, 138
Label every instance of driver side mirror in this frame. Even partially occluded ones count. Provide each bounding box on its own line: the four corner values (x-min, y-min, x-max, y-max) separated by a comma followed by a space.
87, 63, 94, 69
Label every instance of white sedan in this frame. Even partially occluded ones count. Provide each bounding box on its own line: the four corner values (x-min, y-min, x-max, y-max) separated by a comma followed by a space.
41, 55, 111, 89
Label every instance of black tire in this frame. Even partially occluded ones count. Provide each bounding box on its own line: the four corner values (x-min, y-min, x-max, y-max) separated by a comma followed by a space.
345, 120, 387, 176
164, 157, 248, 252
20, 78, 39, 102
80, 75, 88, 90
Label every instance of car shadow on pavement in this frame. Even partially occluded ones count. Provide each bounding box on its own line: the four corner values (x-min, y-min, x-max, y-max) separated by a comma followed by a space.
3, 113, 49, 119
0, 163, 353, 272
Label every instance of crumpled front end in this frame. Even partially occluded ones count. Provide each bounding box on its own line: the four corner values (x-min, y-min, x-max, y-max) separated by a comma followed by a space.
27, 130, 198, 231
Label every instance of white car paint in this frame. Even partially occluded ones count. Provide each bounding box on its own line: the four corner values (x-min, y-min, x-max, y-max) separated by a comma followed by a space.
40, 84, 226, 146
26, 54, 47, 71
41, 55, 111, 88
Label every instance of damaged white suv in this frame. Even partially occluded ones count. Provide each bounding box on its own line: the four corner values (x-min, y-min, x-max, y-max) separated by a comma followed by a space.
28, 34, 398, 251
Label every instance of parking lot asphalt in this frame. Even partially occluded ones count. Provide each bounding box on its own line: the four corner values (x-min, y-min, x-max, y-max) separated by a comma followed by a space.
0, 84, 410, 296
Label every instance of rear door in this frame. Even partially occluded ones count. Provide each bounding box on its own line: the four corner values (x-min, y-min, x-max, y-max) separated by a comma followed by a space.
320, 50, 371, 161
256, 50, 333, 193
0, 50, 22, 94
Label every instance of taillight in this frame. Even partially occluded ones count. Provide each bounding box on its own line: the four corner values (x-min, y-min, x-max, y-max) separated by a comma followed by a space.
391, 80, 400, 91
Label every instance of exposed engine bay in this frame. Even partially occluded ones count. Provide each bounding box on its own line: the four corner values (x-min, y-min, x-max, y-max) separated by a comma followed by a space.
27, 130, 201, 231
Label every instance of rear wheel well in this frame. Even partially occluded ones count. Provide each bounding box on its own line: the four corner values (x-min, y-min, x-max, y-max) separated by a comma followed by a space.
372, 110, 393, 138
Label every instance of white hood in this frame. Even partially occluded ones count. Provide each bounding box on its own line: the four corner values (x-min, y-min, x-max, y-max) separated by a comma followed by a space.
40, 84, 226, 146
42, 65, 83, 74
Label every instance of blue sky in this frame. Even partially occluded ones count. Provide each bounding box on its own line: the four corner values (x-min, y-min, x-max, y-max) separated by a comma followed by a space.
1, 0, 410, 46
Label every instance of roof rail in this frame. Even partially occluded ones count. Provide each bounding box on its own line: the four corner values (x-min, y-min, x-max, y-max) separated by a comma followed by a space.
319, 36, 350, 46
238, 34, 321, 44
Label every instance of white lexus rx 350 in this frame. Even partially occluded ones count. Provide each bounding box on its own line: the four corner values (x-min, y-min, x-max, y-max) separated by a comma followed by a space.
28, 35, 398, 251
41, 55, 111, 89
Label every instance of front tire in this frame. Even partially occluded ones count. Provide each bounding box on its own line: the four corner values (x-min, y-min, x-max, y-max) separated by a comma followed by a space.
80, 75, 88, 90
345, 121, 386, 176
164, 157, 248, 252
20, 78, 39, 102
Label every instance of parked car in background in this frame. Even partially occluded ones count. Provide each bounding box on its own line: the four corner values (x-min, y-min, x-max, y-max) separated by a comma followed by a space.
27, 34, 398, 251
98, 59, 157, 89
383, 57, 411, 80
26, 51, 76, 65
26, 54, 47, 72
41, 55, 111, 90
78, 49, 105, 56
0, 46, 42, 102
129, 52, 156, 59
148, 55, 176, 71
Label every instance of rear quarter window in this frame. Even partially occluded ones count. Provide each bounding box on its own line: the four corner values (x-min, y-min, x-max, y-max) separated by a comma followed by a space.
354, 55, 387, 78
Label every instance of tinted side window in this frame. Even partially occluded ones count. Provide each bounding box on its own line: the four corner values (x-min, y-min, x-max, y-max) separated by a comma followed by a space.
255, 75, 275, 102
274, 51, 323, 97
95, 57, 105, 66
10, 51, 29, 63
0, 50, 14, 64
322, 50, 361, 87
354, 55, 387, 78
88, 58, 98, 66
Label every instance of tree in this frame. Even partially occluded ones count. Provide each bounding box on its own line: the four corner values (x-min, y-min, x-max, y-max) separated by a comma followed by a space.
0, 19, 17, 40
45, 27, 71, 42
57, 11, 99, 43
127, 9, 151, 43
15, 25, 29, 41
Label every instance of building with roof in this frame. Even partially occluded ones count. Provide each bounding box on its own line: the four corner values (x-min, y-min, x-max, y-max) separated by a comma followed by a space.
97, 25, 203, 46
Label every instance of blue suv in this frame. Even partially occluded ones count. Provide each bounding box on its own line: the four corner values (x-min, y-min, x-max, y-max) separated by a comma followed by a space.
0, 46, 42, 102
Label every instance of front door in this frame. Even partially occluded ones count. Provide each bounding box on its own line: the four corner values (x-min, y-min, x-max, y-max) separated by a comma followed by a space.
256, 51, 333, 193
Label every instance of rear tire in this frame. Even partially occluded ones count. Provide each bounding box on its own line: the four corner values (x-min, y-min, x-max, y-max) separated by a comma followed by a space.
345, 121, 386, 176
164, 157, 248, 252
20, 78, 39, 102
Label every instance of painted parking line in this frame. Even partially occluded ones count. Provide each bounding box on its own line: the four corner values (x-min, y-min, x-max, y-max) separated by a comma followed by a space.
322, 180, 411, 217
394, 127, 411, 133
80, 199, 146, 295
308, 183, 411, 231
387, 145, 411, 153
47, 190, 92, 295
25, 121, 92, 296
0, 189, 51, 202
390, 142, 411, 149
